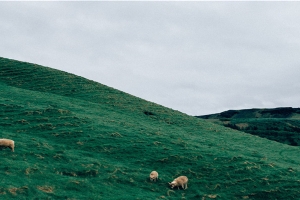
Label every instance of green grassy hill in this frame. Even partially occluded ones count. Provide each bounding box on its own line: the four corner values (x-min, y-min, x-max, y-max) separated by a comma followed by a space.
197, 108, 300, 146
1, 57, 300, 199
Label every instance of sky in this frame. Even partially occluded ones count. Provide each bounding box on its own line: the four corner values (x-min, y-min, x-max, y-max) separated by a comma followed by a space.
1, 2, 300, 116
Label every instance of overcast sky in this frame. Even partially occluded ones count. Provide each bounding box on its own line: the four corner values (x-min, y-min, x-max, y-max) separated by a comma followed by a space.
1, 2, 300, 116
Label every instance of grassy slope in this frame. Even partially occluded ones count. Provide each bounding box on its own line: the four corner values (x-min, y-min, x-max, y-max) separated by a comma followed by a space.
197, 108, 300, 146
1, 57, 300, 199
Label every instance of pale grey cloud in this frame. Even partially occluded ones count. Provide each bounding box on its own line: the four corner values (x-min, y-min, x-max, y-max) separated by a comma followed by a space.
1, 2, 300, 115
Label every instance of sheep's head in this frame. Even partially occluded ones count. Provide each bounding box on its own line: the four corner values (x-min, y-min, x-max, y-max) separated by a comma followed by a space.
169, 181, 177, 188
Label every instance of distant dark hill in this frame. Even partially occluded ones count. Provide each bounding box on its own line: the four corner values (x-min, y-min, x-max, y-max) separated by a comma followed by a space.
1, 57, 300, 199
199, 107, 300, 119
196, 107, 300, 146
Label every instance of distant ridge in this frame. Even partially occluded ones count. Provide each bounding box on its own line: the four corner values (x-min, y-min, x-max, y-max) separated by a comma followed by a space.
198, 107, 300, 119
197, 107, 300, 146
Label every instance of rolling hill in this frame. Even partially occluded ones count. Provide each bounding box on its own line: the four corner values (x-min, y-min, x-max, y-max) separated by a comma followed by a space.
1, 57, 300, 199
197, 108, 300, 146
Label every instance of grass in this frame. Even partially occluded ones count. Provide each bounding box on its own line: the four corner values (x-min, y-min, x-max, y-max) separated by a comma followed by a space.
0, 57, 300, 199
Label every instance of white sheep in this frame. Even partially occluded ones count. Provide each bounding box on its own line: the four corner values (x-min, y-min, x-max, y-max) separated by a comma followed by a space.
169, 176, 188, 190
149, 171, 158, 182
0, 139, 15, 152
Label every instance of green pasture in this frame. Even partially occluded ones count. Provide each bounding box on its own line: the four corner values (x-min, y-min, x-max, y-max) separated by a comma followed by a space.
1, 57, 300, 199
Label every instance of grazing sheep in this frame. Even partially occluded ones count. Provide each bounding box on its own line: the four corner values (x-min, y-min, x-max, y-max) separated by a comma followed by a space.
0, 139, 15, 152
150, 171, 158, 182
169, 176, 188, 190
